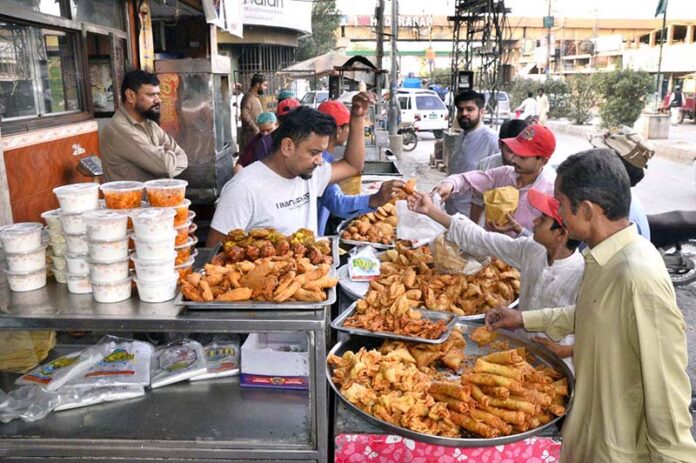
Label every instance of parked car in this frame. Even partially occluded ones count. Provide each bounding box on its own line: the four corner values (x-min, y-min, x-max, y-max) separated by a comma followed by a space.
396, 88, 448, 138
300, 90, 329, 109
482, 90, 511, 123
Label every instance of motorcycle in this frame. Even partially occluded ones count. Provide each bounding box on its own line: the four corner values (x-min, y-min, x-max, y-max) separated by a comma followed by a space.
648, 210, 696, 286
398, 124, 418, 152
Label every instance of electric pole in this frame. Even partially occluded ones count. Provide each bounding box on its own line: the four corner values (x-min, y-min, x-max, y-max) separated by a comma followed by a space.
375, 0, 384, 71
546, 0, 552, 81
388, 0, 399, 135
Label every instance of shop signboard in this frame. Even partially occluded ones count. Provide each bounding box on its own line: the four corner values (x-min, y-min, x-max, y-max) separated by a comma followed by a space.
242, 0, 312, 34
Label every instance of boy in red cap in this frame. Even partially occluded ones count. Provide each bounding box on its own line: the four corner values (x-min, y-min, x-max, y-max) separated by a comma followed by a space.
435, 124, 557, 236
408, 187, 583, 367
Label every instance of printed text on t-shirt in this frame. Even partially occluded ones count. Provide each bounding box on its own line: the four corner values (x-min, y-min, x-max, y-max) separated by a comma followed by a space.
276, 192, 310, 211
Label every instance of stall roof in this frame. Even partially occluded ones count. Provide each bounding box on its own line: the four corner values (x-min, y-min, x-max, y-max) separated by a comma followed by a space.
281, 52, 380, 77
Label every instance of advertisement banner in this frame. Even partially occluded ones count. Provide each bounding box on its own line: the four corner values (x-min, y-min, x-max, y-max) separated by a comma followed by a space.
242, 0, 312, 34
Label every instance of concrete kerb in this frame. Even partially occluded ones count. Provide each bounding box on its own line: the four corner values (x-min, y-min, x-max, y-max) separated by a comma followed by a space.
546, 120, 696, 164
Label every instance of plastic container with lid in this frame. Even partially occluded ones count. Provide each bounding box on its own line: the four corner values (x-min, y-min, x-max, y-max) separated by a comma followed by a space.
66, 272, 92, 294
65, 252, 88, 274
0, 223, 43, 252
58, 211, 86, 235
88, 257, 129, 283
53, 183, 99, 213
174, 220, 193, 246
174, 236, 198, 265
92, 277, 132, 303
144, 179, 188, 207
51, 266, 67, 284
87, 237, 129, 262
3, 267, 47, 292
64, 233, 88, 254
99, 181, 144, 209
51, 254, 67, 271
5, 245, 47, 272
131, 231, 176, 260
41, 209, 62, 231
50, 242, 68, 257
171, 199, 191, 226
83, 210, 128, 241
131, 251, 176, 282
174, 251, 197, 281
45, 226, 65, 245
135, 272, 179, 303
130, 208, 176, 241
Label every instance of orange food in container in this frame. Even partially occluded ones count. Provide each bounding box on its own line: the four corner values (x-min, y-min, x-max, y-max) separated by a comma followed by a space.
174, 236, 198, 265
173, 199, 191, 226
100, 181, 144, 209
174, 220, 192, 246
144, 179, 188, 207
175, 250, 197, 282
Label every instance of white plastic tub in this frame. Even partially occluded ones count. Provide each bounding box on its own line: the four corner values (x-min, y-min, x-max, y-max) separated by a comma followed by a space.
87, 237, 129, 262
66, 272, 92, 294
50, 242, 68, 257
131, 231, 176, 260
131, 251, 176, 282
45, 226, 66, 245
83, 210, 128, 241
174, 252, 197, 281
41, 209, 62, 231
64, 233, 88, 254
3, 267, 47, 292
51, 255, 67, 271
0, 223, 43, 252
135, 272, 179, 302
58, 211, 86, 235
65, 252, 89, 274
88, 257, 129, 283
129, 208, 176, 242
52, 266, 67, 284
5, 245, 47, 272
53, 183, 99, 213
91, 277, 132, 303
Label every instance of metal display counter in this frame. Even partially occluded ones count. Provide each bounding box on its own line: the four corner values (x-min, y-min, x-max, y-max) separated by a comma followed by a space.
0, 252, 331, 462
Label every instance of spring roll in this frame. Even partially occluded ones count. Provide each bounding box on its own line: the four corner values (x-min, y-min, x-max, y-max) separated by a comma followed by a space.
474, 358, 526, 380
524, 381, 555, 393
462, 372, 524, 392
511, 388, 552, 407
480, 385, 510, 399
479, 349, 524, 365
430, 393, 470, 414
470, 408, 513, 435
554, 378, 569, 396
549, 403, 566, 416
429, 381, 471, 402
481, 405, 526, 425
488, 397, 539, 415
524, 370, 554, 384
469, 384, 492, 407
450, 411, 500, 438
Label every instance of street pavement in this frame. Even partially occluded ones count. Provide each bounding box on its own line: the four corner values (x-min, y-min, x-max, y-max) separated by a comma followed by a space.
395, 130, 696, 424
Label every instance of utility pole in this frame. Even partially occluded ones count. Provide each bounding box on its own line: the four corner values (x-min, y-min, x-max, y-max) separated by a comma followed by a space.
545, 0, 552, 81
375, 0, 385, 126
388, 0, 399, 136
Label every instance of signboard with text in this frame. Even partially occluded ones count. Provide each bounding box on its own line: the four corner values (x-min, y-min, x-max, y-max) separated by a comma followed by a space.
242, 0, 312, 34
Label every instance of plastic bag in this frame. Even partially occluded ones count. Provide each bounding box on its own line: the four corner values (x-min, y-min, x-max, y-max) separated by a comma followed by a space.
347, 246, 381, 282
68, 335, 154, 388
431, 232, 489, 275
16, 345, 106, 391
0, 386, 61, 423
483, 186, 519, 226
150, 339, 207, 389
190, 335, 241, 382
396, 198, 446, 248
54, 385, 145, 412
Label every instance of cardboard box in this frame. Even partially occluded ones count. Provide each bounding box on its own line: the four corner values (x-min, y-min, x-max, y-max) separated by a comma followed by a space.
240, 333, 309, 390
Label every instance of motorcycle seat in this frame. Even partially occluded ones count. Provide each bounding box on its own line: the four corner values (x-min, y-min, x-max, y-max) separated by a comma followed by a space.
648, 210, 696, 248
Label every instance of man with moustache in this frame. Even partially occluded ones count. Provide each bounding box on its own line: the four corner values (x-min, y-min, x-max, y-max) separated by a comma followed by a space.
100, 70, 187, 182
445, 90, 499, 215
239, 73, 268, 153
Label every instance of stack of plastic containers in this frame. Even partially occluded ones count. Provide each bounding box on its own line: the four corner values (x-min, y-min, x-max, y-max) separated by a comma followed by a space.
53, 183, 100, 295
41, 209, 67, 283
84, 210, 131, 303
0, 223, 47, 292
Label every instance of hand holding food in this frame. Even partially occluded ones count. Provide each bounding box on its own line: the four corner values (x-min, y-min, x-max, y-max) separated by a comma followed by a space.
433, 182, 455, 202
369, 180, 405, 208
485, 306, 524, 332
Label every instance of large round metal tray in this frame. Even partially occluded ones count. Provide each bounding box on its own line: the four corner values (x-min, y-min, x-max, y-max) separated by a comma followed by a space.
326, 322, 574, 447
336, 214, 395, 250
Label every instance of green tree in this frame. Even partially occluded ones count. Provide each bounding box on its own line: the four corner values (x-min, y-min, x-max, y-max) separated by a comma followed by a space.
566, 74, 598, 125
506, 77, 568, 119
595, 68, 654, 128
296, 0, 340, 62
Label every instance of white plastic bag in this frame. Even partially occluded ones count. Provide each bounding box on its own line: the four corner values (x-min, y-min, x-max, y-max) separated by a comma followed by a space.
396, 199, 446, 248
0, 386, 61, 423
54, 385, 145, 412
150, 339, 207, 389
347, 246, 381, 281
16, 345, 105, 391
190, 335, 241, 382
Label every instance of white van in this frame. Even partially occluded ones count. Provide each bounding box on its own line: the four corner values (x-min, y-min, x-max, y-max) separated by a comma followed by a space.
396, 88, 448, 138
300, 90, 329, 109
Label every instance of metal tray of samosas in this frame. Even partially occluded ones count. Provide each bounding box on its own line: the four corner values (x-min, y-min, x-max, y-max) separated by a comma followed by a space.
214, 236, 339, 268
331, 301, 457, 344
176, 268, 337, 310
336, 214, 395, 250
327, 322, 575, 447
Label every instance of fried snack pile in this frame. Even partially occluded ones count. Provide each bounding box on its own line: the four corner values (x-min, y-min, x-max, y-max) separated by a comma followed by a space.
219, 228, 332, 265
340, 179, 416, 245
328, 334, 569, 439
181, 258, 338, 303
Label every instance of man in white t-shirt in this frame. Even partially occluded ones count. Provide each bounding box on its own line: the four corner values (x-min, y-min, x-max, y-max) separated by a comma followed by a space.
515, 91, 538, 121
206, 93, 372, 245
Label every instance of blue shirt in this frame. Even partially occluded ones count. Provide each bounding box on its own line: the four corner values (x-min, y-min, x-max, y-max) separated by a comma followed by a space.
629, 193, 650, 241
317, 152, 373, 235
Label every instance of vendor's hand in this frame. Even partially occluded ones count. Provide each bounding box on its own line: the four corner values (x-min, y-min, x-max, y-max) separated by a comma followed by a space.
486, 212, 523, 235
407, 190, 435, 216
532, 336, 574, 359
369, 180, 405, 208
485, 306, 524, 332
350, 91, 374, 119
433, 182, 454, 202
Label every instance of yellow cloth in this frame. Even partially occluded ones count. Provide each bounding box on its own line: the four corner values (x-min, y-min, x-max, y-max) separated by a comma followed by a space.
523, 225, 696, 463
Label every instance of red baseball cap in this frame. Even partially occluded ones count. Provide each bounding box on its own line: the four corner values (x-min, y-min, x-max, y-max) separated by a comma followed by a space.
276, 98, 300, 117
528, 188, 564, 226
501, 124, 556, 159
318, 100, 350, 126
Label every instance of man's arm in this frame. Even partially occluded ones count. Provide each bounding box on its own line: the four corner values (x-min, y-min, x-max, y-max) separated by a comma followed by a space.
485, 305, 575, 340
207, 183, 253, 247
158, 127, 188, 177
107, 124, 185, 178
634, 288, 696, 460
321, 179, 404, 218
330, 92, 370, 184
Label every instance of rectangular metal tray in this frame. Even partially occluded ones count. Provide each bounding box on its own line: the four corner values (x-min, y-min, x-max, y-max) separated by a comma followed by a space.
336, 214, 395, 250
176, 268, 337, 310
210, 236, 339, 268
331, 301, 457, 344
327, 321, 575, 447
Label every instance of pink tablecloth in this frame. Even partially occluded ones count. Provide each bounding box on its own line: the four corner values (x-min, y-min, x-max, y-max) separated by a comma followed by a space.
335, 434, 562, 463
